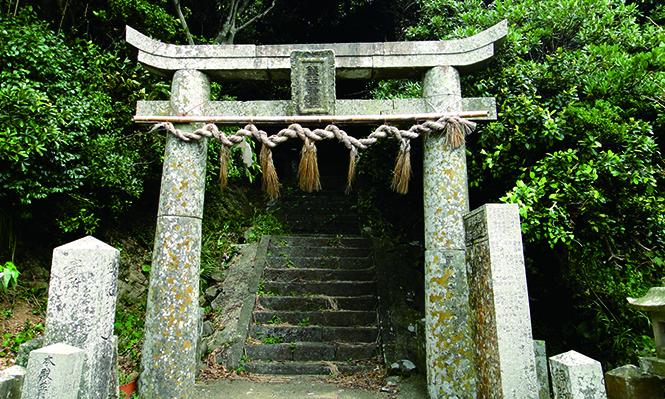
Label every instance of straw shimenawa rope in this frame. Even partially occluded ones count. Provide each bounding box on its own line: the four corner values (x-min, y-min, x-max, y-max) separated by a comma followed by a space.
150, 116, 476, 199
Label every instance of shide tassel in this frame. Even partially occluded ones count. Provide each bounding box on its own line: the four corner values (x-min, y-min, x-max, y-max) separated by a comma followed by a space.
345, 148, 357, 195
218, 145, 231, 190
391, 139, 412, 195
260, 143, 280, 200
298, 138, 321, 192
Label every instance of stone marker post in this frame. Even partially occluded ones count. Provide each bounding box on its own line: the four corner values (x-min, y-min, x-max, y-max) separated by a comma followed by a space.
464, 204, 539, 398
45, 236, 119, 399
422, 65, 476, 398
549, 350, 607, 399
139, 69, 210, 399
21, 343, 85, 399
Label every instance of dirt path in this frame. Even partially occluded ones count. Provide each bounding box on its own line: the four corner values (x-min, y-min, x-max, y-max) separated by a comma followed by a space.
195, 375, 427, 399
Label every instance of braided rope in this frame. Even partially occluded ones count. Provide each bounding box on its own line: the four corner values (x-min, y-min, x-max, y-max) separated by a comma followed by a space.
150, 115, 476, 153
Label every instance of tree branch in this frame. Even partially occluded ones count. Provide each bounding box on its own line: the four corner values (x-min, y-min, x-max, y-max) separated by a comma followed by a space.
237, 0, 276, 33
172, 0, 194, 45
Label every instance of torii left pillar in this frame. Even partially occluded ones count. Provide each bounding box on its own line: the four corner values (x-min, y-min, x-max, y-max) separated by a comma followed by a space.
140, 70, 210, 399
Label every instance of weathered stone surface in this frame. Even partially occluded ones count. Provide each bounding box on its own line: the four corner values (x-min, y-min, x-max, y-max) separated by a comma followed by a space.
424, 249, 476, 398
0, 365, 25, 399
423, 66, 468, 251
140, 215, 202, 398
534, 340, 551, 399
140, 69, 211, 399
639, 356, 665, 377
205, 241, 263, 368
126, 21, 508, 79
465, 204, 539, 398
549, 351, 607, 399
137, 97, 497, 121
45, 236, 119, 399
605, 364, 663, 399
21, 343, 85, 399
291, 50, 335, 115
158, 70, 210, 219
422, 66, 476, 398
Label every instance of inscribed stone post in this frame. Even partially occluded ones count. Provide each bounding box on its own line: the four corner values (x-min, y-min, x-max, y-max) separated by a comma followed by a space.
45, 236, 119, 399
21, 343, 85, 399
139, 69, 210, 399
549, 351, 607, 399
464, 204, 539, 398
422, 66, 476, 398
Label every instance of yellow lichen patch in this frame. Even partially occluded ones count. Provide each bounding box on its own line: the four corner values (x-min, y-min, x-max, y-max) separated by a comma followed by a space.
429, 293, 443, 303
183, 340, 192, 349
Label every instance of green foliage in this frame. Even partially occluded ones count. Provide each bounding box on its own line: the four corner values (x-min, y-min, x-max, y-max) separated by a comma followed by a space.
245, 213, 285, 243
114, 304, 146, 369
0, 8, 157, 237
0, 321, 43, 358
409, 0, 664, 365
0, 261, 19, 290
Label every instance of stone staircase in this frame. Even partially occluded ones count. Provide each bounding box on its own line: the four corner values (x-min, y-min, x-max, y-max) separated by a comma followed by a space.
244, 234, 380, 374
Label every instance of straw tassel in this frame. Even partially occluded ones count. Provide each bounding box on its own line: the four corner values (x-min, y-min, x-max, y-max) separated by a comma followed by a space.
260, 143, 280, 199
345, 147, 358, 195
218, 145, 231, 190
443, 117, 476, 150
298, 138, 321, 192
391, 139, 411, 194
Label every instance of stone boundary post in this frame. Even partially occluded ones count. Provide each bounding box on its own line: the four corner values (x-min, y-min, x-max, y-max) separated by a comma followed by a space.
422, 65, 477, 398
464, 204, 539, 398
139, 69, 210, 399
45, 236, 119, 399
549, 351, 607, 399
21, 343, 85, 399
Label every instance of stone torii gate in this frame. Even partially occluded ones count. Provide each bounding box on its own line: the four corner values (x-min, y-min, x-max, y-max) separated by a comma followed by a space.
127, 21, 517, 399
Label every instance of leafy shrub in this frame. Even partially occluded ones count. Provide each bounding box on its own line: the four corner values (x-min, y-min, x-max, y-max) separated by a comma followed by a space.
407, 0, 664, 365
0, 8, 152, 236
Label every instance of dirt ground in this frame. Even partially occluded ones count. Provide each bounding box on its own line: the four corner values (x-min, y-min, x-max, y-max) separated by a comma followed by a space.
0, 297, 44, 369
195, 375, 427, 399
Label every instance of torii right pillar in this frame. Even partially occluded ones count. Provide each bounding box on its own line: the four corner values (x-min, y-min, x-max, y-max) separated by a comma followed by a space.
423, 65, 477, 398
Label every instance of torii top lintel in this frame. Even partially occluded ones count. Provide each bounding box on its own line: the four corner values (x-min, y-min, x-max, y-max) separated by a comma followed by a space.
126, 20, 507, 81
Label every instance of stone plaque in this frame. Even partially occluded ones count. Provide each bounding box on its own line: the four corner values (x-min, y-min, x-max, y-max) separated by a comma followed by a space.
291, 50, 335, 115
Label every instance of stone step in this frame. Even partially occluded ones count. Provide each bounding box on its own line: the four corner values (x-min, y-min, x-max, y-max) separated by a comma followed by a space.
253, 310, 377, 327
267, 246, 368, 258
282, 214, 358, 225
258, 295, 377, 311
265, 256, 372, 269
288, 225, 359, 234
243, 360, 369, 375
251, 325, 379, 343
263, 267, 375, 282
270, 235, 370, 248
262, 281, 376, 296
245, 342, 378, 362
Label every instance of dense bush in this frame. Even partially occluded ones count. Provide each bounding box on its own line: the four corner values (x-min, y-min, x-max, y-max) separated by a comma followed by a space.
0, 7, 172, 243
408, 0, 664, 365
